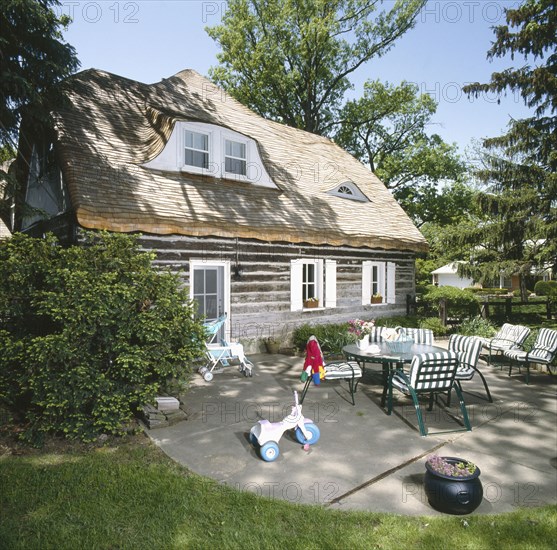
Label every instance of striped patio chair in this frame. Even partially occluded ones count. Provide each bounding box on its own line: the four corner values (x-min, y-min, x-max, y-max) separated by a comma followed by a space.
387, 351, 471, 436
300, 336, 363, 405
448, 334, 492, 404
503, 328, 557, 384
369, 326, 386, 343
404, 328, 434, 345
479, 323, 531, 365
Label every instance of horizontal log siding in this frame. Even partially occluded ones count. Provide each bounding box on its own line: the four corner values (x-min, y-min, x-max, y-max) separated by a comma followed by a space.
139, 234, 417, 353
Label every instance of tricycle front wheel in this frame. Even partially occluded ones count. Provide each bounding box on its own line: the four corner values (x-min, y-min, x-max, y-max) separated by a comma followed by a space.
295, 423, 320, 445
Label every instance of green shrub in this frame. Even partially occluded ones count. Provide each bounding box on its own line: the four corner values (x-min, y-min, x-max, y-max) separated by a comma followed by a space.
292, 324, 317, 352
292, 322, 352, 355
458, 316, 497, 338
0, 232, 206, 443
467, 287, 508, 295
534, 280, 557, 299
513, 288, 533, 297
422, 285, 479, 318
418, 317, 449, 336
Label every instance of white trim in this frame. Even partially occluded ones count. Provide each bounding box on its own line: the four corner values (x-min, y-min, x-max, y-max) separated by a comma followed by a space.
387, 262, 396, 304
290, 260, 304, 312
325, 260, 337, 308
362, 261, 372, 305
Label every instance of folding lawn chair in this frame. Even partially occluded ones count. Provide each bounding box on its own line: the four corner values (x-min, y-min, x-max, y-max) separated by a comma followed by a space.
201, 313, 254, 381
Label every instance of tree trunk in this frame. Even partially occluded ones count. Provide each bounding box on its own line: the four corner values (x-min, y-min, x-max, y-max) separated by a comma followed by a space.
519, 273, 528, 302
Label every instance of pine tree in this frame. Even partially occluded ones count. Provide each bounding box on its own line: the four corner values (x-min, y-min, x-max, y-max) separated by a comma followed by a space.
453, 0, 556, 298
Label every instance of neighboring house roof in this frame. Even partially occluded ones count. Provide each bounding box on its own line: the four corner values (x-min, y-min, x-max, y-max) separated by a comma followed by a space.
431, 262, 465, 275
50, 68, 427, 252
0, 217, 11, 240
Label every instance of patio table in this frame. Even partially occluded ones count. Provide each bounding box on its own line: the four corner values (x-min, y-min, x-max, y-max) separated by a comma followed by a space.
342, 342, 447, 407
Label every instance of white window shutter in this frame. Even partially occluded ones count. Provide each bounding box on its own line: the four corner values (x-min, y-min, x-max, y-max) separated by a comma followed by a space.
362, 261, 371, 305
325, 260, 337, 308
316, 260, 324, 305
387, 262, 396, 304
290, 260, 303, 311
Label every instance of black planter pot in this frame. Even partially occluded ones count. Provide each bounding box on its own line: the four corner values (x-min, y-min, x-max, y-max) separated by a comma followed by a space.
424, 457, 483, 515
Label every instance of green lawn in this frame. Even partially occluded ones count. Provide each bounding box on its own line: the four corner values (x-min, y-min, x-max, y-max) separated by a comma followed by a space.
1, 436, 555, 549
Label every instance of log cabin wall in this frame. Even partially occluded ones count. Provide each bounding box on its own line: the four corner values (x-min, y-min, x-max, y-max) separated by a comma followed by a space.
138, 234, 416, 353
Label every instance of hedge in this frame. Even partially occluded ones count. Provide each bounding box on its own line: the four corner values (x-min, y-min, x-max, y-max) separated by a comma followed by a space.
0, 232, 206, 443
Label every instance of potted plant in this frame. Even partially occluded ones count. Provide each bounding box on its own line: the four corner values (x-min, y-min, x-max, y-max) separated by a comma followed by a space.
424, 455, 483, 515
264, 336, 281, 354
370, 293, 383, 304
303, 297, 319, 308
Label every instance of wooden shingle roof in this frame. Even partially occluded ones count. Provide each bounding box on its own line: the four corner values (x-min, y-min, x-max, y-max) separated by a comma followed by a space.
53, 69, 427, 252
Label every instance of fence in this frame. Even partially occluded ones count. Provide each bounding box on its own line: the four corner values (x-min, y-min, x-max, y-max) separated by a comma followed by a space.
478, 297, 553, 320
407, 294, 554, 325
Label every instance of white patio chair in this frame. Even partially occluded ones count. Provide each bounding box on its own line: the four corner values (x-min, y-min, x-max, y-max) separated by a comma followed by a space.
404, 328, 434, 345
387, 351, 471, 436
503, 328, 557, 384
479, 323, 531, 365
448, 334, 492, 404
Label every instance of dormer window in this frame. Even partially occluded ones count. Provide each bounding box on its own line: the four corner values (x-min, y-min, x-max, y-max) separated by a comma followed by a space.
185, 130, 209, 169
224, 139, 247, 176
337, 184, 353, 196
143, 121, 278, 189
327, 181, 369, 202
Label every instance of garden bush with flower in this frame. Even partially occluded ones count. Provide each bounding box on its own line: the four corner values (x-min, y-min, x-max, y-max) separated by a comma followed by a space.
348, 318, 375, 338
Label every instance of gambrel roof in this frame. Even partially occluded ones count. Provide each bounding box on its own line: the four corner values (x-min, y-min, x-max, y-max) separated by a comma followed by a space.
51, 68, 427, 252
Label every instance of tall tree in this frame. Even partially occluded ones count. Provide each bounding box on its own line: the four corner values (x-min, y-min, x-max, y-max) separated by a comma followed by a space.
0, 0, 79, 227
334, 79, 466, 215
453, 0, 556, 297
0, 0, 79, 147
206, 0, 426, 135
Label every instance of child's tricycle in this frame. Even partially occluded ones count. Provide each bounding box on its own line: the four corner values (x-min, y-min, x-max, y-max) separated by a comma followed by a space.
249, 391, 320, 462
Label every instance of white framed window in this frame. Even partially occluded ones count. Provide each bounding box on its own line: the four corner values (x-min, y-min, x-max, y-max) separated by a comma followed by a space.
302, 262, 317, 301
290, 259, 337, 311
337, 184, 353, 196
224, 139, 247, 176
143, 121, 278, 188
362, 261, 396, 305
185, 130, 209, 169
327, 181, 369, 202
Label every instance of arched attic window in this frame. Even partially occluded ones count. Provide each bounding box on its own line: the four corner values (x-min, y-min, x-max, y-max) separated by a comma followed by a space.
327, 181, 369, 202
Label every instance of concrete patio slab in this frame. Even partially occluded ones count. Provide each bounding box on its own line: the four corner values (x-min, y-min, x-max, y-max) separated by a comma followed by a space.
147, 351, 557, 516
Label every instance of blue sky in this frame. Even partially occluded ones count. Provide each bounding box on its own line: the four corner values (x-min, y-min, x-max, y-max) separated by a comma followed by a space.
61, 0, 533, 154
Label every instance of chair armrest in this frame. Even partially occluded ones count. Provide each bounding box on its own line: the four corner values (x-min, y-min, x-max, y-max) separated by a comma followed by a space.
488, 338, 525, 352
389, 368, 411, 385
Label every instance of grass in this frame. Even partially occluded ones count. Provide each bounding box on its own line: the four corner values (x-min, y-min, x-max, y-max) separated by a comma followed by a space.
1, 435, 555, 549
